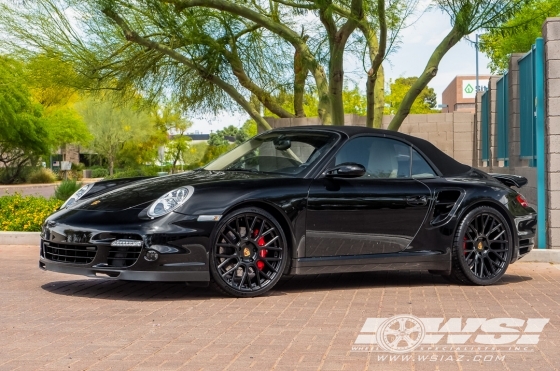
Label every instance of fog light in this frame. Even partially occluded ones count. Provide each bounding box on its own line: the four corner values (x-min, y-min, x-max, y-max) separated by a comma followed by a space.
144, 250, 159, 262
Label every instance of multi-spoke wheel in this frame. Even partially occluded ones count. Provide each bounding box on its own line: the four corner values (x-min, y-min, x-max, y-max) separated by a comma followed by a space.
209, 207, 288, 297
449, 206, 513, 285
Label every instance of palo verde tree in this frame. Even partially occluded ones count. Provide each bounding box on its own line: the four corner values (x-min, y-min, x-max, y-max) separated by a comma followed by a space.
0, 0, 532, 132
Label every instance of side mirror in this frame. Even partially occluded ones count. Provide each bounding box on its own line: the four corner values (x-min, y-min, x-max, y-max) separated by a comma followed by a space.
324, 163, 366, 178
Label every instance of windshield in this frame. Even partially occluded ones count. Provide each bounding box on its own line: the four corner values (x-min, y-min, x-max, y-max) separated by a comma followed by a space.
204, 131, 338, 176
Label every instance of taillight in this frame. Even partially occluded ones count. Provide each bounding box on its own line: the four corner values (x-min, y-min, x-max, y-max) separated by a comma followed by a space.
516, 194, 529, 208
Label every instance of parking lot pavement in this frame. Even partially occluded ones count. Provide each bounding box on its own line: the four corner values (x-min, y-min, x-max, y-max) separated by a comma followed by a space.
1, 246, 560, 371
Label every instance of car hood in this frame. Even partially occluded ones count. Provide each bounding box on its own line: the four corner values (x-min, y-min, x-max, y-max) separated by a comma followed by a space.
73, 170, 284, 212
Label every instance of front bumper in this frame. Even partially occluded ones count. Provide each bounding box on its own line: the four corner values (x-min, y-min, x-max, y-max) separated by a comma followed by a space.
39, 209, 216, 282
39, 258, 209, 281
38, 236, 211, 282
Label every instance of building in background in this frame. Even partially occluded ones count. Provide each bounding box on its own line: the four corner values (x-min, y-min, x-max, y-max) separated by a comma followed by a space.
442, 75, 492, 113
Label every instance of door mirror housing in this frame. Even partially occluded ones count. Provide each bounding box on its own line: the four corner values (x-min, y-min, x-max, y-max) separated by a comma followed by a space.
324, 163, 366, 178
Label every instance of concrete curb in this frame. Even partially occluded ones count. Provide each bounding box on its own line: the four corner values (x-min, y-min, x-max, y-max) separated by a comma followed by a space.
0, 232, 40, 246
0, 178, 102, 190
518, 249, 560, 263
0, 232, 559, 263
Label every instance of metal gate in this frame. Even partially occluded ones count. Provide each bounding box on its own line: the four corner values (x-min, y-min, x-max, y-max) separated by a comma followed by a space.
518, 38, 546, 248
496, 72, 509, 166
480, 91, 489, 164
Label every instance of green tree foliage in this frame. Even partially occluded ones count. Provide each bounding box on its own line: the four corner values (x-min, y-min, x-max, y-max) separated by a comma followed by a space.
480, 0, 560, 73
0, 0, 533, 132
0, 56, 49, 183
264, 85, 367, 118
241, 120, 258, 138
182, 142, 208, 168
76, 95, 153, 176
24, 54, 92, 147
201, 123, 259, 166
0, 54, 94, 183
385, 77, 439, 115
152, 103, 193, 173
41, 107, 92, 147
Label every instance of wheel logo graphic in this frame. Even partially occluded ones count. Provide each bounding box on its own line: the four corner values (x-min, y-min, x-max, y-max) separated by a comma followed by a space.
376, 315, 425, 353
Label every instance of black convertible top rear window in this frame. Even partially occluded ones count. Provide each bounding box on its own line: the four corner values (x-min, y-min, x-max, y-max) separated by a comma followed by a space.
406, 136, 472, 177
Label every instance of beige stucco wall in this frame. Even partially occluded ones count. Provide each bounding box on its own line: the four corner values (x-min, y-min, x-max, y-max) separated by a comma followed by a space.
543, 18, 560, 248
265, 112, 476, 167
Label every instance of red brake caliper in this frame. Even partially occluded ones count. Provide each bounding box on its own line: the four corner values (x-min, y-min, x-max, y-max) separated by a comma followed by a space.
463, 236, 468, 255
253, 229, 267, 270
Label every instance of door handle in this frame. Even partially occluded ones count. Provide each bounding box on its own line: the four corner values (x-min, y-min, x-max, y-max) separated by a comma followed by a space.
407, 195, 427, 206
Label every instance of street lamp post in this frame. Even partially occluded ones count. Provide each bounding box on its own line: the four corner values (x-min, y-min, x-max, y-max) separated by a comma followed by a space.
475, 34, 480, 92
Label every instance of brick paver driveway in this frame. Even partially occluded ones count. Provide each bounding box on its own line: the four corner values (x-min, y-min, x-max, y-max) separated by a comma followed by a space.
1, 246, 559, 371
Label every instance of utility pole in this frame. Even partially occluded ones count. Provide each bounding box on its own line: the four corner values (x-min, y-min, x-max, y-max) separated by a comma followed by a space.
475, 34, 480, 91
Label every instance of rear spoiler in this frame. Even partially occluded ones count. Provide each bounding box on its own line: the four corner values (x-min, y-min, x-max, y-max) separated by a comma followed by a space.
489, 173, 528, 188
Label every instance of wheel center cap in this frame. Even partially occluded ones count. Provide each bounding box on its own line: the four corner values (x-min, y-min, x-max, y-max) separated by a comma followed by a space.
477, 241, 484, 251
242, 247, 251, 257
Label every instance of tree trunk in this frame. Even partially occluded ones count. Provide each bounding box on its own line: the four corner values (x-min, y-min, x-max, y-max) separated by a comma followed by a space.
365, 73, 376, 128
312, 64, 332, 124
361, 0, 386, 128
374, 65, 385, 128
329, 43, 345, 126
388, 26, 464, 131
109, 157, 114, 176
293, 49, 306, 118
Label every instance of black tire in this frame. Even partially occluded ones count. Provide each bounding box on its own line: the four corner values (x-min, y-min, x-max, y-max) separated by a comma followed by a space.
209, 207, 288, 297
449, 206, 513, 285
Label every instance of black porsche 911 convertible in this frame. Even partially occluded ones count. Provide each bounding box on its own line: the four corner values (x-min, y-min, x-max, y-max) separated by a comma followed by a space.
40, 126, 536, 297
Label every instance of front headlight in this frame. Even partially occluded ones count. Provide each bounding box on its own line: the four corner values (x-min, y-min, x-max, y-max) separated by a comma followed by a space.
61, 183, 93, 209
147, 186, 194, 218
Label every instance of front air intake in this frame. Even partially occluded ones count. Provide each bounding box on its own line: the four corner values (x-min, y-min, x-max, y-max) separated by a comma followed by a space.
43, 241, 97, 264
106, 237, 143, 267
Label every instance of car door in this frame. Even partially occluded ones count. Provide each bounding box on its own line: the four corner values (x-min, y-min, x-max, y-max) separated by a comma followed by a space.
306, 136, 433, 257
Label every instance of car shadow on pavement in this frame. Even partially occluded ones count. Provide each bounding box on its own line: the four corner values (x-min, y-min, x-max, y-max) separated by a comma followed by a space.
41, 279, 224, 301
271, 270, 533, 295
41, 270, 532, 300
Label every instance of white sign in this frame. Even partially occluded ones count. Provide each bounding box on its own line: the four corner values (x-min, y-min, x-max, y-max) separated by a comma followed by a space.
353, 315, 549, 353
60, 161, 72, 171
462, 80, 488, 99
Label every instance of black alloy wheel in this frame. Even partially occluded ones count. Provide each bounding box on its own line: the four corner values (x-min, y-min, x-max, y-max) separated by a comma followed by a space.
449, 206, 513, 285
210, 207, 288, 297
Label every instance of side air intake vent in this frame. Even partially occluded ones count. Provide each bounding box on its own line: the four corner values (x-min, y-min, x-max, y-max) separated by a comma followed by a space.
431, 190, 462, 226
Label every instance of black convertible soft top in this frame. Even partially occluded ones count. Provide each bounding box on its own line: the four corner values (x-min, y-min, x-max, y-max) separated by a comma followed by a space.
274, 125, 472, 177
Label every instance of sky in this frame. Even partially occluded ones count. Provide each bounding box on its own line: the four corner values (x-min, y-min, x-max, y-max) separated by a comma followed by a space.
188, 6, 492, 134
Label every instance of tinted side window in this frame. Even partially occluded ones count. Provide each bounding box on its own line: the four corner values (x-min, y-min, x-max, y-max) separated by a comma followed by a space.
335, 137, 411, 179
412, 149, 437, 178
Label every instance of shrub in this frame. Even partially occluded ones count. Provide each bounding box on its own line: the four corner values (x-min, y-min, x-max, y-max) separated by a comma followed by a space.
0, 166, 37, 184
71, 162, 86, 172
0, 194, 63, 231
91, 168, 108, 178
54, 179, 82, 201
27, 168, 57, 184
